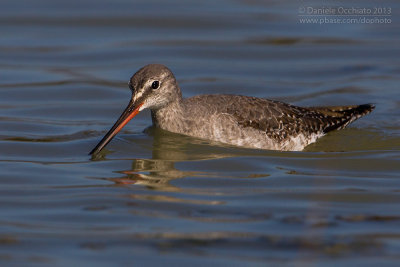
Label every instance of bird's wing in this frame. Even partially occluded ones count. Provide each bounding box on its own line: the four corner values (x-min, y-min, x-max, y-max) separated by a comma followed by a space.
222, 95, 374, 141
225, 97, 313, 141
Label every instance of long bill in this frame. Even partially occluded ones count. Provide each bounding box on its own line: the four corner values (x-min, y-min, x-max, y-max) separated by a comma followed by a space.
89, 100, 143, 155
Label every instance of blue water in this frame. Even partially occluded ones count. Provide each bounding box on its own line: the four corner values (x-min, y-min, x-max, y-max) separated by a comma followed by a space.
1, 0, 400, 265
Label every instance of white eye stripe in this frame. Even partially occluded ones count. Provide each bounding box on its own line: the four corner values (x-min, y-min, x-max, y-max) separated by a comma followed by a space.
133, 89, 145, 102
132, 72, 169, 102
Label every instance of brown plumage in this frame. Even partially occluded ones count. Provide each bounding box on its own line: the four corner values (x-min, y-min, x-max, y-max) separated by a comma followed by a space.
89, 64, 375, 154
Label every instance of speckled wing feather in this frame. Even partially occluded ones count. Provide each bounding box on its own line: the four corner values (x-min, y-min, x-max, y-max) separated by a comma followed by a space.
221, 95, 374, 142
225, 96, 313, 141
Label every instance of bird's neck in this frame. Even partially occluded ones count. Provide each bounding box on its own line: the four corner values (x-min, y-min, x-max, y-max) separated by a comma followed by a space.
151, 96, 185, 132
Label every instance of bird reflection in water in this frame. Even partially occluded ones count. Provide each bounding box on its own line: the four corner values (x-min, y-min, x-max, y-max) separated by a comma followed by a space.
99, 126, 244, 191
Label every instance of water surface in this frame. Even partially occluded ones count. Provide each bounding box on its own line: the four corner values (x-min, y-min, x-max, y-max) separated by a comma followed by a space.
1, 0, 400, 265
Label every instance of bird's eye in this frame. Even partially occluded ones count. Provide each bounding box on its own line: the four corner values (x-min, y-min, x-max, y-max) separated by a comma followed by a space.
151, 81, 160, 89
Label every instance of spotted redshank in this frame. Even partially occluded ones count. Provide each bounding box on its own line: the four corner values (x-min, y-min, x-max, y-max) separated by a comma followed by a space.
89, 64, 374, 154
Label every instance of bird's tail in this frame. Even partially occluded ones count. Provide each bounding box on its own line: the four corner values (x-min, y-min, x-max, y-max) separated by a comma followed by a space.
310, 104, 375, 133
